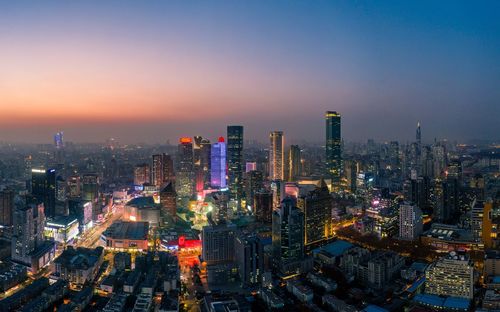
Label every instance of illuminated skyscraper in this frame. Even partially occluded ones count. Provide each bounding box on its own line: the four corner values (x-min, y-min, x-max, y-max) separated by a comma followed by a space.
288, 145, 301, 181
325, 111, 341, 191
54, 131, 65, 164
82, 173, 100, 219
297, 180, 332, 248
31, 168, 57, 218
211, 137, 226, 189
67, 175, 81, 197
152, 153, 175, 187
133, 163, 150, 186
269, 131, 284, 180
272, 197, 304, 275
160, 182, 177, 223
152, 154, 164, 187
200, 138, 212, 188
227, 125, 244, 200
245, 170, 263, 209
177, 137, 194, 197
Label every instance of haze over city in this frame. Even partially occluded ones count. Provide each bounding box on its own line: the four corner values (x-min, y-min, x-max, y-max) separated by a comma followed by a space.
1, 1, 499, 143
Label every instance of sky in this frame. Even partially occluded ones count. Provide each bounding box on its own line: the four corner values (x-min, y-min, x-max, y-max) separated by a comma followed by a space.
1, 0, 499, 144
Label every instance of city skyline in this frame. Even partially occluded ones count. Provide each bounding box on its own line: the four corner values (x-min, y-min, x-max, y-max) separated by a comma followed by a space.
1, 1, 500, 143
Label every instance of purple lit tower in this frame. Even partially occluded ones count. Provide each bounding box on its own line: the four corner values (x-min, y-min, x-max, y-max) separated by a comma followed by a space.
211, 137, 226, 189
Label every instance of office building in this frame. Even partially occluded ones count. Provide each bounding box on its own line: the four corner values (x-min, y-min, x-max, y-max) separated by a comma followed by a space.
152, 153, 171, 187
210, 137, 226, 189
398, 203, 423, 240
253, 191, 273, 224
0, 187, 15, 227
272, 197, 305, 275
288, 145, 301, 181
425, 252, 474, 299
235, 233, 263, 285
199, 138, 212, 188
244, 170, 263, 209
177, 137, 194, 198
134, 163, 150, 186
67, 176, 81, 197
31, 168, 57, 218
227, 125, 244, 200
201, 223, 236, 265
325, 111, 341, 191
297, 180, 333, 247
269, 131, 284, 180
160, 182, 177, 223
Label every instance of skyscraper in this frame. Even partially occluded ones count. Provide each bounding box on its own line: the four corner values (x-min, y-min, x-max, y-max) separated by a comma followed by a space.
227, 125, 244, 200
288, 145, 301, 181
297, 180, 333, 248
0, 188, 15, 227
152, 154, 165, 187
11, 201, 55, 273
235, 233, 264, 285
269, 131, 284, 180
398, 203, 423, 240
160, 182, 177, 223
177, 137, 194, 198
245, 170, 263, 209
31, 168, 57, 218
253, 191, 273, 224
133, 163, 150, 186
272, 197, 305, 275
82, 173, 99, 218
211, 137, 227, 189
202, 223, 236, 265
200, 138, 212, 188
325, 111, 341, 191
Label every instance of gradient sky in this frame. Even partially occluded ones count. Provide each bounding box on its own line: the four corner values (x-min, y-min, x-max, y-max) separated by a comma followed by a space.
1, 1, 499, 144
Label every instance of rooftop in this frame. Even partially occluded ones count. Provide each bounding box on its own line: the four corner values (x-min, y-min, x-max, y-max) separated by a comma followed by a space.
126, 196, 159, 209
54, 246, 104, 270
313, 240, 354, 257
103, 221, 149, 240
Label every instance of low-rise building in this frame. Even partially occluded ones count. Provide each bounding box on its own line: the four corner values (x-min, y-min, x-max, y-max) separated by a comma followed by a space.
102, 221, 149, 251
286, 280, 314, 303
53, 246, 104, 287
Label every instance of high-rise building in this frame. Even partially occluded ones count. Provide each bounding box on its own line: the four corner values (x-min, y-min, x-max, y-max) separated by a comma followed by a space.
409, 176, 431, 214
272, 197, 304, 275
227, 126, 244, 200
271, 180, 285, 211
288, 145, 301, 182
152, 154, 165, 187
211, 137, 227, 189
425, 252, 474, 299
325, 111, 341, 191
200, 138, 212, 188
160, 182, 177, 223
297, 180, 332, 248
253, 191, 273, 224
151, 153, 175, 187
441, 176, 459, 223
31, 168, 57, 218
398, 203, 423, 240
133, 163, 150, 186
82, 174, 99, 202
245, 170, 263, 209
177, 137, 194, 198
235, 233, 263, 285
54, 131, 65, 164
269, 131, 284, 180
202, 223, 236, 265
193, 136, 205, 193
471, 201, 493, 248
11, 201, 55, 273
67, 176, 81, 198
0, 188, 15, 227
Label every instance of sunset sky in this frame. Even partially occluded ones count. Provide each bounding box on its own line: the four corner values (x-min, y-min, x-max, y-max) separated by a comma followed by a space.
1, 1, 499, 144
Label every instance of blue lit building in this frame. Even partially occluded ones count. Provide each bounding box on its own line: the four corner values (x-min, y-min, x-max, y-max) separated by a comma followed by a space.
211, 137, 227, 189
